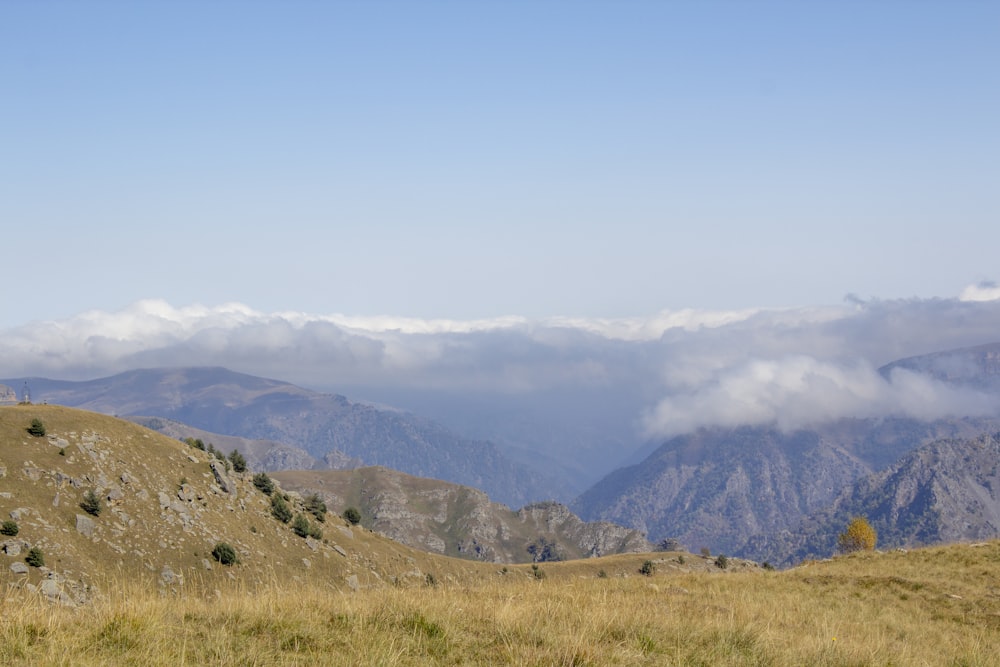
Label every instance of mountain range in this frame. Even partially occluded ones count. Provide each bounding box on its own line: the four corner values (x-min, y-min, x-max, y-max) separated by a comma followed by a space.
1, 368, 568, 508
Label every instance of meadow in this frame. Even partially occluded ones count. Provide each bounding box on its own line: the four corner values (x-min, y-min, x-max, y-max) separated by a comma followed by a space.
3, 542, 998, 666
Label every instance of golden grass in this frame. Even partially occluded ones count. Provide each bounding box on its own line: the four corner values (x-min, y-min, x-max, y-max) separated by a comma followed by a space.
3, 541, 999, 666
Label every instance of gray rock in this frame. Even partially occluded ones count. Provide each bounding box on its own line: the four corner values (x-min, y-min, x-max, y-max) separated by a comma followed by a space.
9, 507, 31, 521
160, 565, 183, 586
333, 545, 348, 558
345, 574, 359, 591
10, 561, 28, 574
75, 514, 96, 538
210, 461, 236, 496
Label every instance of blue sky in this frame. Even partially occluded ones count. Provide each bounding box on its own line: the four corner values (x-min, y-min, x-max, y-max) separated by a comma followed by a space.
2, 1, 998, 328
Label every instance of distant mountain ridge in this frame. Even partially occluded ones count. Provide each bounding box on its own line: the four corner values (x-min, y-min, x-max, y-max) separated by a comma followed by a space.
2, 368, 568, 507
574, 342, 1000, 556
741, 431, 1000, 566
272, 466, 652, 563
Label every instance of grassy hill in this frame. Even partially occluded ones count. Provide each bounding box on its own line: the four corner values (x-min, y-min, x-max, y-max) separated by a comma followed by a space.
0, 405, 505, 602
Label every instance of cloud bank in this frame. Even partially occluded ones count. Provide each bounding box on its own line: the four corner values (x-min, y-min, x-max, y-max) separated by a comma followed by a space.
3, 286, 1000, 440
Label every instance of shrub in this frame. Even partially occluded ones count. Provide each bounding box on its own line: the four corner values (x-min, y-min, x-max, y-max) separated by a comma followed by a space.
228, 449, 247, 473
838, 516, 877, 553
425, 573, 437, 587
305, 493, 327, 522
531, 563, 546, 580
597, 569, 608, 579
639, 560, 656, 576
700, 547, 711, 558
26, 419, 46, 437
270, 494, 293, 523
211, 542, 238, 566
715, 554, 729, 569
291, 513, 311, 538
1, 520, 18, 536
80, 489, 102, 517
25, 547, 44, 568
342, 507, 361, 526
252, 472, 275, 495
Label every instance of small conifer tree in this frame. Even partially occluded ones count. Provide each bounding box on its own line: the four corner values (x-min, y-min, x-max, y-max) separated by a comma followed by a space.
27, 418, 46, 437
270, 494, 293, 523
228, 449, 247, 473
80, 489, 102, 517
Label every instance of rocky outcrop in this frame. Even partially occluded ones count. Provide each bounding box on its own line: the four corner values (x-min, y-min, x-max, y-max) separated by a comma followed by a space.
273, 467, 652, 563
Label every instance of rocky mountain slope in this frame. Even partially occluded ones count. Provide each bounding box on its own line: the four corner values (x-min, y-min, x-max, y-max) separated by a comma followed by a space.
741, 431, 1000, 566
0, 405, 509, 605
573, 417, 1000, 555
271, 466, 651, 563
3, 368, 568, 507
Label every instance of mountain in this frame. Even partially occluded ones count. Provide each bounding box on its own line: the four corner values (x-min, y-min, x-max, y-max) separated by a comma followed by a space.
741, 431, 1000, 566
2, 368, 569, 507
0, 404, 508, 604
271, 466, 651, 563
573, 417, 1000, 555
879, 341, 1000, 390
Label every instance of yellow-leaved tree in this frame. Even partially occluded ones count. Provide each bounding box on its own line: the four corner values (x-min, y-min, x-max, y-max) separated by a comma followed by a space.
837, 516, 877, 553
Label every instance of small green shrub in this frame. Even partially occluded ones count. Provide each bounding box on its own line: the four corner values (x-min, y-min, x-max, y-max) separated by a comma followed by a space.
270, 494, 293, 523
531, 563, 546, 580
211, 542, 238, 566
59, 447, 66, 456
80, 489, 102, 517
639, 560, 656, 576
677, 555, 686, 565
425, 573, 437, 587
26, 419, 46, 437
253, 472, 275, 495
597, 569, 608, 579
228, 449, 247, 473
305, 494, 327, 522
716, 554, 729, 569
762, 561, 774, 571
291, 513, 311, 538
342, 507, 361, 526
25, 547, 45, 568
1, 520, 19, 536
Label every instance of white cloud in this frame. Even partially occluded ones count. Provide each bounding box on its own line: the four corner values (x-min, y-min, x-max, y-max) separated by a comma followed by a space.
960, 281, 1000, 302
3, 292, 1000, 441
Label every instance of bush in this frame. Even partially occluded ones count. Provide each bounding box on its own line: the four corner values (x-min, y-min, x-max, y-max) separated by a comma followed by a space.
253, 472, 275, 495
26, 418, 46, 437
639, 560, 656, 576
305, 493, 327, 522
838, 516, 877, 553
0, 520, 18, 536
228, 449, 247, 473
291, 513, 311, 538
80, 489, 102, 517
531, 563, 546, 580
270, 494, 293, 523
211, 542, 238, 566
25, 547, 44, 568
715, 554, 729, 569
342, 507, 361, 526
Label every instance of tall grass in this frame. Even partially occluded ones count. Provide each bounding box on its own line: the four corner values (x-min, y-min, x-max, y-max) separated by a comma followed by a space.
2, 542, 999, 665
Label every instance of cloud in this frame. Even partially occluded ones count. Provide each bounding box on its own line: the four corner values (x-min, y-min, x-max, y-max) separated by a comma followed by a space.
960, 281, 1000, 302
3, 288, 1000, 442
641, 356, 1000, 439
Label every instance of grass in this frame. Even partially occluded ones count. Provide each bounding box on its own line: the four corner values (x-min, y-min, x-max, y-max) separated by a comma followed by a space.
2, 541, 999, 666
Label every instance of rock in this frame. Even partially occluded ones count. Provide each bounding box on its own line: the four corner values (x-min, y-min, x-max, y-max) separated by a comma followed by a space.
345, 574, 359, 591
177, 484, 196, 502
10, 507, 31, 520
333, 545, 348, 558
75, 514, 96, 538
106, 487, 124, 504
302, 558, 311, 568
305, 537, 320, 551
10, 561, 28, 574
52, 493, 60, 507
158, 492, 171, 509
2, 540, 24, 556
40, 578, 75, 606
209, 461, 236, 496
202, 559, 213, 571
160, 565, 183, 586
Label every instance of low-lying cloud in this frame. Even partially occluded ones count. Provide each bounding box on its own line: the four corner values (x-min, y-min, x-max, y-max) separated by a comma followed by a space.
4, 286, 1000, 442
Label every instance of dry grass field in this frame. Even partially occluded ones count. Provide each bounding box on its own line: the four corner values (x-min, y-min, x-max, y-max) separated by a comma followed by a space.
2, 540, 999, 666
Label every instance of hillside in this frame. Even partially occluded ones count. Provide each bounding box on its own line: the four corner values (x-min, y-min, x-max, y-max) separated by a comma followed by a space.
272, 466, 651, 563
2, 368, 568, 507
0, 405, 510, 604
2, 533, 998, 665
573, 417, 1000, 554
742, 431, 1000, 566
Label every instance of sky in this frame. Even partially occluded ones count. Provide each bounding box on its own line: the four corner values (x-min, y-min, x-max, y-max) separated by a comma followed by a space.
2, 1, 999, 329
